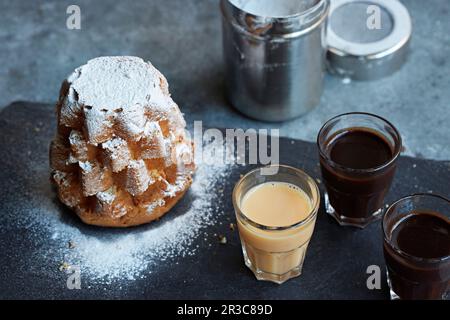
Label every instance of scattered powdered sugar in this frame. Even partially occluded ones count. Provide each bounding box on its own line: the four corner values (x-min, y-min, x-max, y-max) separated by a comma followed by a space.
15, 141, 234, 284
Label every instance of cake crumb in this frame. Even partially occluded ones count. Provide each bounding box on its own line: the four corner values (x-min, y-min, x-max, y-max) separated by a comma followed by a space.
59, 262, 70, 272
218, 235, 227, 245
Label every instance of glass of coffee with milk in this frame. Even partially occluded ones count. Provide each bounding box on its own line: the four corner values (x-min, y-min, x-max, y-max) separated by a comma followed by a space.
233, 165, 320, 284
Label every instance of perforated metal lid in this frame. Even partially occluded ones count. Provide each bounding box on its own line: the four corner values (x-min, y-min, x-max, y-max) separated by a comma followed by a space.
327, 0, 412, 80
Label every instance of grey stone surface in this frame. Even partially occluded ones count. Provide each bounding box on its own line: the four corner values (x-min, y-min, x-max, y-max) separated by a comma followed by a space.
2, 102, 450, 299
0, 0, 449, 160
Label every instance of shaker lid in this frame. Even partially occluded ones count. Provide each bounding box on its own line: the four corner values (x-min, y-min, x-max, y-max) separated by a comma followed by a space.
326, 0, 412, 80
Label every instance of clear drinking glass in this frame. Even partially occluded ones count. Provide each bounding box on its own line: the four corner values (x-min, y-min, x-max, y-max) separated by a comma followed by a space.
317, 112, 402, 228
383, 194, 450, 300
232, 165, 320, 284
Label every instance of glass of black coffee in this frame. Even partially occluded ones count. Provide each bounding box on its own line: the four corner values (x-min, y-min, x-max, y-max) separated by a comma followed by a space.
317, 112, 402, 228
383, 194, 450, 300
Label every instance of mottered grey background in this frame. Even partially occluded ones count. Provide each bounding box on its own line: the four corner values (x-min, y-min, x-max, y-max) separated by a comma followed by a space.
0, 0, 449, 159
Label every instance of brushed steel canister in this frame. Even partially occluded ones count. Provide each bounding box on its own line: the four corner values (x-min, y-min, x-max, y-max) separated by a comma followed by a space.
221, 0, 330, 122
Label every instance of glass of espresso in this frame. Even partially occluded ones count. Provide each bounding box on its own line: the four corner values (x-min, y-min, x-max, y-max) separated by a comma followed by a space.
317, 112, 402, 228
383, 194, 450, 300
232, 165, 320, 284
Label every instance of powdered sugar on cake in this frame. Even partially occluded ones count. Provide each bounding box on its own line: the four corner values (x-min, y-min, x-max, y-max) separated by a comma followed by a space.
70, 56, 170, 112
51, 56, 195, 226
61, 56, 182, 145
96, 188, 116, 205
41, 56, 234, 283
145, 198, 166, 216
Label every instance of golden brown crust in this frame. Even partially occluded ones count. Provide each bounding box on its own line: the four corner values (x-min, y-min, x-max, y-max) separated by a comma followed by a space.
71, 177, 192, 228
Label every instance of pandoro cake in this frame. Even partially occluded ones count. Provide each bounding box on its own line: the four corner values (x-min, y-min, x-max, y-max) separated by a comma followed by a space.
50, 56, 195, 227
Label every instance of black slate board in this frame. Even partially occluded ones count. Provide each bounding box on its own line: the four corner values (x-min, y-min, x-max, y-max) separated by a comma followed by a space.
1, 102, 449, 300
